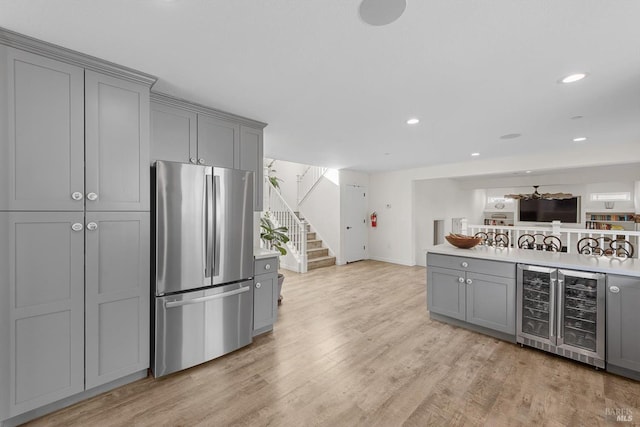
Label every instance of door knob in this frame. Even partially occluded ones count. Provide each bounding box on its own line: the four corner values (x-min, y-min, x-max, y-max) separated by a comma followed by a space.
461, 262, 469, 268
255, 282, 262, 289
458, 277, 464, 283
71, 223, 83, 232
190, 157, 197, 164
71, 192, 83, 201
198, 158, 205, 165
87, 222, 98, 231
264, 264, 271, 270
87, 192, 98, 201
466, 278, 473, 285
609, 286, 620, 294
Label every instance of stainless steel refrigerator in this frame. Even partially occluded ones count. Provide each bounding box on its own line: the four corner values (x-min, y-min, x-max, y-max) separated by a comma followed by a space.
152, 160, 254, 377
517, 264, 606, 368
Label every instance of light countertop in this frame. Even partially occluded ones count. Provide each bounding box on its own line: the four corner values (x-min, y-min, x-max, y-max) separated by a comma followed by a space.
254, 248, 281, 260
427, 244, 640, 278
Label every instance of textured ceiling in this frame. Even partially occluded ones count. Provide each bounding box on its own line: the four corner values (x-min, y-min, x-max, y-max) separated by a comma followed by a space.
1, 0, 639, 172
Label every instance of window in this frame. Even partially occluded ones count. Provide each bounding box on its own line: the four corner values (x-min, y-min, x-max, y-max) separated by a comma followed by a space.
487, 197, 513, 204
589, 192, 631, 202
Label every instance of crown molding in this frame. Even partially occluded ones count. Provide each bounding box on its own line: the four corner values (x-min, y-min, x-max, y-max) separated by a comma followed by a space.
151, 91, 267, 129
0, 27, 157, 87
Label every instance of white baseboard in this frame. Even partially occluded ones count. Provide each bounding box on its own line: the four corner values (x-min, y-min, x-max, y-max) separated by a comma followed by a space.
368, 256, 415, 267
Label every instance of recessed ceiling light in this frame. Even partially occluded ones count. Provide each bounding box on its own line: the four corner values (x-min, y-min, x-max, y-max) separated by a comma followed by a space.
500, 133, 521, 140
359, 0, 407, 26
570, 115, 584, 120
573, 137, 587, 142
471, 152, 480, 157
525, 170, 532, 174
560, 73, 588, 84
406, 118, 419, 125
384, 152, 390, 156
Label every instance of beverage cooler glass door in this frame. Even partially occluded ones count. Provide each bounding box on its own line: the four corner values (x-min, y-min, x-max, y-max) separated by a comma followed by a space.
517, 265, 556, 346
557, 269, 605, 360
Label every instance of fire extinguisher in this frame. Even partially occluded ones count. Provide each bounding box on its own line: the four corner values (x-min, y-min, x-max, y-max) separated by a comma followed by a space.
370, 212, 377, 228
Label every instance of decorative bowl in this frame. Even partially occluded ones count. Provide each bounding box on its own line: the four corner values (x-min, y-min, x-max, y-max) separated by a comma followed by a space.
445, 234, 483, 249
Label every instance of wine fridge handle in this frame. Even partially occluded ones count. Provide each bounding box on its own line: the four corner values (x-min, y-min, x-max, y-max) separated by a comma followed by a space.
556, 279, 564, 340
549, 278, 556, 339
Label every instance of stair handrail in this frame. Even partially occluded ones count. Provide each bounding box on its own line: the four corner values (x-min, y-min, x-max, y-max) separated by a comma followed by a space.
297, 165, 328, 205
265, 178, 308, 270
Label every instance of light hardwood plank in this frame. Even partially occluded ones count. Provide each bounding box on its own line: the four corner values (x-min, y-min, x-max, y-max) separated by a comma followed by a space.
23, 261, 639, 426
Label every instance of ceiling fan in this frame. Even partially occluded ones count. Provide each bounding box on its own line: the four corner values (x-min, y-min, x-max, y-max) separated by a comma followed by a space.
504, 185, 573, 200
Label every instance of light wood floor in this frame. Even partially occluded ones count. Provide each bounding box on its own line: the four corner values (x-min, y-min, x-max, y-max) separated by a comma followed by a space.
25, 261, 639, 426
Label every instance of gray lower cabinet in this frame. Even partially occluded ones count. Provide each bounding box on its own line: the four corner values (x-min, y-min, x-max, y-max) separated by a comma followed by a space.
253, 257, 279, 336
150, 93, 266, 211
427, 254, 516, 335
607, 275, 640, 374
0, 212, 85, 420
84, 212, 150, 389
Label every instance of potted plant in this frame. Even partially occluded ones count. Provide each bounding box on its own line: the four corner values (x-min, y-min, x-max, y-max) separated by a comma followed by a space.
260, 213, 289, 304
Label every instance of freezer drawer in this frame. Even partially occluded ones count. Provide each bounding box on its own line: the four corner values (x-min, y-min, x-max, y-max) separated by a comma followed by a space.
153, 280, 253, 377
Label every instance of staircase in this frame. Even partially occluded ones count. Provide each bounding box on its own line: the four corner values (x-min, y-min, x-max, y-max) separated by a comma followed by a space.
295, 212, 336, 271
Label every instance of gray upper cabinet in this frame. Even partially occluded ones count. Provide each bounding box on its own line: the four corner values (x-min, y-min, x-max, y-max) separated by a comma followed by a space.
0, 212, 85, 419
607, 275, 640, 373
85, 71, 150, 212
150, 93, 266, 211
0, 46, 85, 211
240, 126, 264, 211
197, 114, 239, 169
85, 212, 150, 389
150, 102, 197, 165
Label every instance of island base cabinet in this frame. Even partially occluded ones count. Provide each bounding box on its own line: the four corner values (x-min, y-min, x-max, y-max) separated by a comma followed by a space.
427, 266, 465, 321
427, 253, 516, 336
607, 275, 640, 375
466, 273, 515, 334
0, 212, 85, 420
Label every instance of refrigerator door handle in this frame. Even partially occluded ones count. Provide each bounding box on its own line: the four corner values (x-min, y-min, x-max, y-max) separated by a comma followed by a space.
164, 286, 251, 308
556, 278, 564, 342
205, 175, 214, 278
549, 277, 556, 340
213, 175, 221, 277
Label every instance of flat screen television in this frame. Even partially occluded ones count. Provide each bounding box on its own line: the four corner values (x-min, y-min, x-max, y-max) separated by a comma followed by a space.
519, 197, 580, 223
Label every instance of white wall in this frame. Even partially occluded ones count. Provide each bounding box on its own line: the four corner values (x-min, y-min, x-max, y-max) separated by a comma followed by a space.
266, 159, 306, 211
367, 142, 640, 266
413, 179, 485, 266
299, 176, 340, 259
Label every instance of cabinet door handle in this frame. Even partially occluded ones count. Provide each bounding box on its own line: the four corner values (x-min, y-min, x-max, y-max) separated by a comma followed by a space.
190, 157, 197, 164
609, 286, 620, 294
198, 158, 205, 165
71, 192, 83, 201
255, 282, 262, 289
461, 262, 469, 268
458, 277, 464, 283
71, 223, 84, 232
87, 222, 98, 231
265, 264, 271, 270
466, 278, 473, 285
87, 192, 98, 201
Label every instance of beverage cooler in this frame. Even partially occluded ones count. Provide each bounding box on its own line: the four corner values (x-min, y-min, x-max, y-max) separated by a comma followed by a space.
517, 264, 606, 368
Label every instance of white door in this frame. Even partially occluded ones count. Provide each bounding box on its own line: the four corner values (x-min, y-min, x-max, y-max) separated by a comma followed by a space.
344, 185, 368, 263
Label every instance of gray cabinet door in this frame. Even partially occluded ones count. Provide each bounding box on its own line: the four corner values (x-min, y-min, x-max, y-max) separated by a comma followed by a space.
427, 266, 466, 321
85, 212, 150, 389
240, 126, 263, 211
0, 46, 84, 211
150, 101, 197, 165
0, 212, 84, 419
85, 70, 150, 211
465, 272, 515, 334
607, 275, 640, 372
197, 114, 239, 168
253, 275, 277, 333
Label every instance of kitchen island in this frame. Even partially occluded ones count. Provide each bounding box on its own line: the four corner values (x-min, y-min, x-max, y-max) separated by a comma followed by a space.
426, 244, 640, 380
